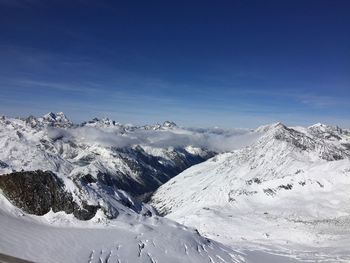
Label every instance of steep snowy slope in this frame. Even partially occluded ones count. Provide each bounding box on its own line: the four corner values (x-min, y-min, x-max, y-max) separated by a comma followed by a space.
151, 123, 350, 262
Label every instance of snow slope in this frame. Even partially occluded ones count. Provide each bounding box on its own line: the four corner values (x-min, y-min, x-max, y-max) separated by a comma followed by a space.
0, 193, 247, 263
151, 123, 350, 262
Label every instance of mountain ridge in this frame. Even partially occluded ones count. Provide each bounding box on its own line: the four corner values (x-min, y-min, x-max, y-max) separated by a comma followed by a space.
151, 121, 350, 261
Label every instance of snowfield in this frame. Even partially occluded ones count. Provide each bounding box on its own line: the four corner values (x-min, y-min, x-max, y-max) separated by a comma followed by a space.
0, 194, 247, 263
151, 123, 350, 262
1, 193, 308, 263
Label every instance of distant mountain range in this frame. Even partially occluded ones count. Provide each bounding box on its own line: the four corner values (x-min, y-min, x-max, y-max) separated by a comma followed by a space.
0, 112, 216, 202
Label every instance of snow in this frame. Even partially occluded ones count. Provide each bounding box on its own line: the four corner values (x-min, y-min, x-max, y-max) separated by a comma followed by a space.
0, 113, 260, 263
151, 123, 350, 262
0, 113, 258, 179
0, 194, 246, 263
2, 113, 350, 262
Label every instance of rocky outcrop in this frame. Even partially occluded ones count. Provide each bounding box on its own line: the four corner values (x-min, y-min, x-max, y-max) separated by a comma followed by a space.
0, 170, 99, 220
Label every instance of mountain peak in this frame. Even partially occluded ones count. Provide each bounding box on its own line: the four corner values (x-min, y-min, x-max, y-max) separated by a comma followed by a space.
82, 117, 119, 127
308, 123, 345, 141
44, 112, 55, 117
309, 122, 325, 128
163, 121, 177, 128
43, 111, 68, 121
255, 122, 286, 133
308, 123, 340, 131
23, 112, 71, 128
39, 112, 72, 128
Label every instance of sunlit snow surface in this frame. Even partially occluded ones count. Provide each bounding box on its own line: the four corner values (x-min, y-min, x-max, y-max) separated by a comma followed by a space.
1, 193, 308, 263
152, 123, 350, 262
0, 194, 250, 263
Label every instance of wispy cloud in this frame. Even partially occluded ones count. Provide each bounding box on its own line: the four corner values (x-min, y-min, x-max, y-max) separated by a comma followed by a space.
298, 94, 349, 108
46, 125, 258, 152
12, 79, 101, 93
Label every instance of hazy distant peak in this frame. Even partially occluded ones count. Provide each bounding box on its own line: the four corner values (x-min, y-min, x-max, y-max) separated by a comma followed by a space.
82, 117, 119, 127
163, 121, 177, 128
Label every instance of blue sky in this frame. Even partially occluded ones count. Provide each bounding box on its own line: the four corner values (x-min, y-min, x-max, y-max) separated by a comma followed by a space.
0, 0, 349, 128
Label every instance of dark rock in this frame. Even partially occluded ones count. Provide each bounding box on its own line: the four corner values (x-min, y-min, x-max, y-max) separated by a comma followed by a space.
263, 188, 276, 196
16, 131, 24, 139
341, 143, 350, 150
316, 181, 324, 188
0, 170, 99, 220
96, 146, 214, 198
246, 177, 261, 185
80, 174, 97, 184
278, 184, 293, 190
0, 160, 8, 168
73, 202, 99, 220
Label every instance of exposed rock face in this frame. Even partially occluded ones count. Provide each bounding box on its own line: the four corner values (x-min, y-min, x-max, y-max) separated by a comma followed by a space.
111, 146, 214, 198
0, 170, 99, 220
0, 160, 8, 168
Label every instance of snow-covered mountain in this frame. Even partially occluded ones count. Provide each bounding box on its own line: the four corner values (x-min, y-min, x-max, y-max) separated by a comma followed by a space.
24, 111, 74, 128
2, 113, 350, 262
151, 122, 350, 262
0, 112, 256, 263
0, 113, 218, 201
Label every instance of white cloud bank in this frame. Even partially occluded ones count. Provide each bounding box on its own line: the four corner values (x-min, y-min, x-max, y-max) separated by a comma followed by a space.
47, 125, 261, 153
